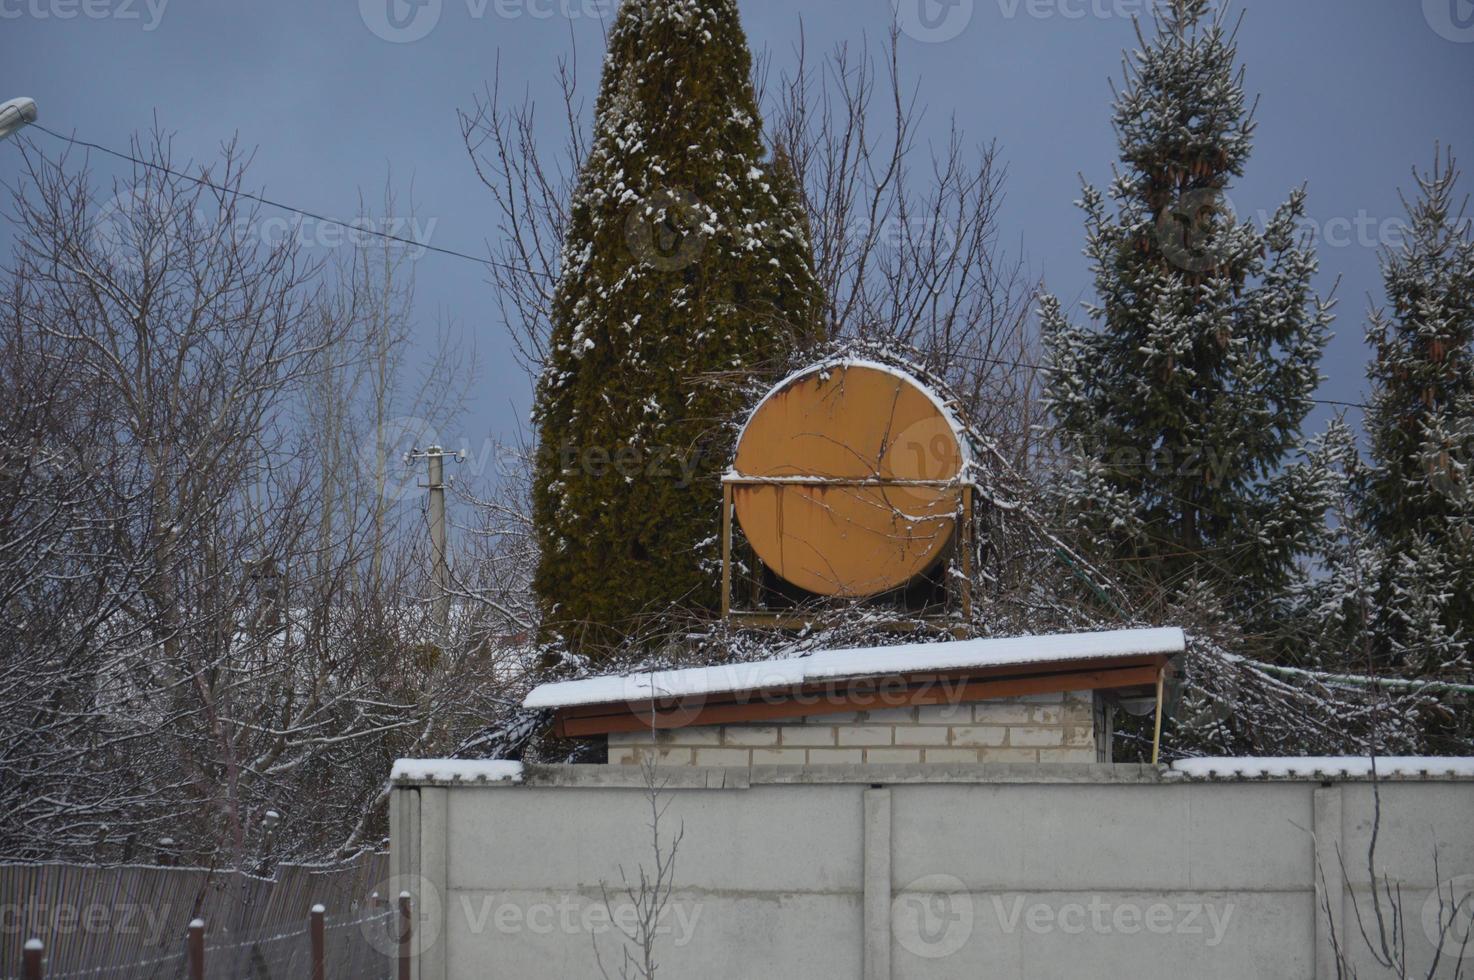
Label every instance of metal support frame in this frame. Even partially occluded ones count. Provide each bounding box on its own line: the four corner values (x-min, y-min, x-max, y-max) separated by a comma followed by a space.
960, 484, 974, 622
720, 482, 733, 619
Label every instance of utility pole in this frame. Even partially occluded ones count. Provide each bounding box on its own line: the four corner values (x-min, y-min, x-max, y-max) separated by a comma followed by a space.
406, 445, 463, 643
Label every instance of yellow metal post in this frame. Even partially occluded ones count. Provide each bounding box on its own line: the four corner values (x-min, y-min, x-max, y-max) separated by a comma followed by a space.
1150, 664, 1167, 766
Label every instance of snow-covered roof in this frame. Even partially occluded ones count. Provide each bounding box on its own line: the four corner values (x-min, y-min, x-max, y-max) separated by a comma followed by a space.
1171, 756, 1474, 780
389, 759, 524, 784
524, 627, 1184, 710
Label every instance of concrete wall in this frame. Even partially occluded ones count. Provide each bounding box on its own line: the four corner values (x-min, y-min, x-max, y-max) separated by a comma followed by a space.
607, 691, 1103, 766
389, 765, 1474, 980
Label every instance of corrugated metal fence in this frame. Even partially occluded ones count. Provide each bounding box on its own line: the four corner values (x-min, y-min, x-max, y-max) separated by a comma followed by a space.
0, 854, 393, 979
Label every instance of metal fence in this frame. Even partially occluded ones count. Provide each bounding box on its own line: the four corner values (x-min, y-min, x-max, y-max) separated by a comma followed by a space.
1, 854, 397, 979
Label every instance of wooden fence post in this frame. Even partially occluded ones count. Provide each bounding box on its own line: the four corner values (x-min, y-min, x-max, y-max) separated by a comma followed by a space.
310, 904, 325, 980
397, 892, 412, 980
22, 938, 43, 980
187, 918, 204, 980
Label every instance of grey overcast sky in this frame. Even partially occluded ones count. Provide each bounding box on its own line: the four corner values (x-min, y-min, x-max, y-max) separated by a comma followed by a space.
3, 0, 1472, 477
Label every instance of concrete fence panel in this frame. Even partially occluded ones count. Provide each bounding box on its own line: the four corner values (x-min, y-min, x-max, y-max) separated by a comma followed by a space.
389, 765, 1474, 980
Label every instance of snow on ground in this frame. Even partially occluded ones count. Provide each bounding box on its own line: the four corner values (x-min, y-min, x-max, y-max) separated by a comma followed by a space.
389, 760, 525, 783
1172, 757, 1474, 778
524, 626, 1184, 709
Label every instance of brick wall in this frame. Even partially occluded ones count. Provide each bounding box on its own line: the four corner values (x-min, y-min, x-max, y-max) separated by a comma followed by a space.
607, 691, 1103, 766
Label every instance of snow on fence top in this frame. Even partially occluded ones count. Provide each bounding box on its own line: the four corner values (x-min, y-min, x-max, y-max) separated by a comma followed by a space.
389, 760, 524, 784
1171, 757, 1474, 780
524, 626, 1185, 710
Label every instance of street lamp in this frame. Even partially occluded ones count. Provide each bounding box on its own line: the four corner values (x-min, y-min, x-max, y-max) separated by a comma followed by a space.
0, 98, 38, 142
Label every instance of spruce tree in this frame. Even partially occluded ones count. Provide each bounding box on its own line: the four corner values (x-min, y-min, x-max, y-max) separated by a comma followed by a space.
531, 0, 820, 654
1360, 150, 1474, 673
1040, 0, 1331, 613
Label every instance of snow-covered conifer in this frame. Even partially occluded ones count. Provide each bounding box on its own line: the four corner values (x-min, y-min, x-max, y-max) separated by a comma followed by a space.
1040, 0, 1332, 616
1360, 149, 1474, 676
531, 0, 821, 653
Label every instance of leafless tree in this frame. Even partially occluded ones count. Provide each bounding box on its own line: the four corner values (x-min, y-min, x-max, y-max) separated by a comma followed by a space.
447, 434, 540, 639
446, 25, 1056, 711
1320, 771, 1472, 978
594, 755, 686, 980
459, 28, 1040, 464
0, 131, 500, 868
762, 28, 1039, 458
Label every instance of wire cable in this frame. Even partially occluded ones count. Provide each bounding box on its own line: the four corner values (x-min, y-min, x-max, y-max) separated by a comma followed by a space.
28, 122, 554, 280
22, 123, 1380, 410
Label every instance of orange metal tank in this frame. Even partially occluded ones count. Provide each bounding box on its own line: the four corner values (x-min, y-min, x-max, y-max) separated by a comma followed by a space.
730, 361, 966, 597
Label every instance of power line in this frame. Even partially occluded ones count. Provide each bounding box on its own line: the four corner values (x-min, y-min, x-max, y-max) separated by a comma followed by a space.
18, 124, 1384, 412
28, 123, 553, 280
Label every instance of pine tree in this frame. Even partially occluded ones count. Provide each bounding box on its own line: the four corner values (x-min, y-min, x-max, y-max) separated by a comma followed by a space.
1360, 150, 1474, 674
1040, 0, 1332, 614
531, 0, 821, 654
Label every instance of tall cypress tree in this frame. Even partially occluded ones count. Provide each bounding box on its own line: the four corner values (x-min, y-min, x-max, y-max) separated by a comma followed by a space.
532, 0, 820, 653
1040, 0, 1331, 612
1360, 150, 1474, 672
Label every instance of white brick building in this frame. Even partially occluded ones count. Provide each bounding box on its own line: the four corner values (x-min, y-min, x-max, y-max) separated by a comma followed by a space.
525, 627, 1184, 766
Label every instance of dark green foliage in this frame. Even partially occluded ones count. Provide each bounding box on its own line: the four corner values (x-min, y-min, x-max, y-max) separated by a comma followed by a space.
1040, 0, 1332, 615
531, 0, 820, 654
1360, 150, 1474, 673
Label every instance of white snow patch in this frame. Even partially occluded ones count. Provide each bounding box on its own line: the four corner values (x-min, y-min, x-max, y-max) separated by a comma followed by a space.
1172, 757, 1474, 779
390, 759, 525, 784
525, 627, 1184, 709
